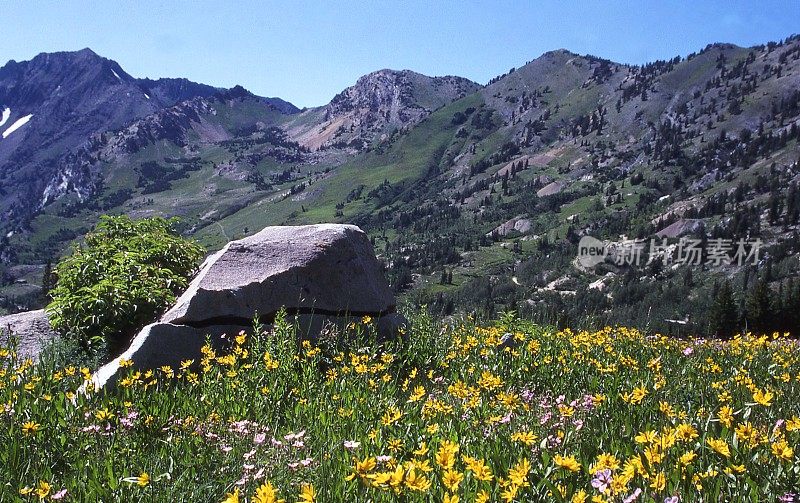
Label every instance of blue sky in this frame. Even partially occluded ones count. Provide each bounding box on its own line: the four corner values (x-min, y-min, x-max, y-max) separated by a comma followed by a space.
3, 1, 799, 108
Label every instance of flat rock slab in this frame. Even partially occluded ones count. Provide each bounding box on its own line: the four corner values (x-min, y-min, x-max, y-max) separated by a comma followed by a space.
0, 309, 58, 360
536, 180, 567, 197
655, 218, 704, 238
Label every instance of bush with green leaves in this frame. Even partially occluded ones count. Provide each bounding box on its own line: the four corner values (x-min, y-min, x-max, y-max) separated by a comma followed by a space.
46, 215, 205, 348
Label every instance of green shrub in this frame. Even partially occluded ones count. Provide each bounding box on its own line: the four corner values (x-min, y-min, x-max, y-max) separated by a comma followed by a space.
46, 215, 205, 349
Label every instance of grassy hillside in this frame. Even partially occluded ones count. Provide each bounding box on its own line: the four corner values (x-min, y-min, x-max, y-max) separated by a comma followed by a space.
192, 93, 487, 248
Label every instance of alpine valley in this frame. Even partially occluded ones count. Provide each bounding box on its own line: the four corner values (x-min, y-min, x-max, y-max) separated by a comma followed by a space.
2, 36, 800, 335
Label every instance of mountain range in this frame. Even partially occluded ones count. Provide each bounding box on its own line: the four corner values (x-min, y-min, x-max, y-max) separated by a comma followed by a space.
1, 35, 799, 335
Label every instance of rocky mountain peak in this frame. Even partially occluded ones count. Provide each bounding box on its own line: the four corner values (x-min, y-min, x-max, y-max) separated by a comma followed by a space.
0, 49, 289, 231
331, 69, 478, 114
284, 69, 480, 151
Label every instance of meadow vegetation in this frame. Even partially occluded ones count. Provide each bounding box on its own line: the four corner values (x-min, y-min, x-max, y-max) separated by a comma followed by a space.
2, 311, 798, 502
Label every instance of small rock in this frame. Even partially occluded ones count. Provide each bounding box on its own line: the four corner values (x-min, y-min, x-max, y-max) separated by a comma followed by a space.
0, 309, 58, 361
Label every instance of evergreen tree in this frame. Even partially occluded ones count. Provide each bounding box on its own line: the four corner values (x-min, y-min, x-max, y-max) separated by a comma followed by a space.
708, 280, 738, 339
682, 267, 694, 288
781, 279, 800, 334
40, 259, 54, 302
745, 278, 773, 334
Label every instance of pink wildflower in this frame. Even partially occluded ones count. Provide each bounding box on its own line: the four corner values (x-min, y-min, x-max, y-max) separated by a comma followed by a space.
591, 469, 612, 493
623, 488, 643, 503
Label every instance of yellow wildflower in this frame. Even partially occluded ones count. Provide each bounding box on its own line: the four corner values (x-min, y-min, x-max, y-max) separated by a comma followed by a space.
649, 472, 666, 492
404, 468, 431, 492
734, 422, 759, 448
630, 386, 648, 404
510, 430, 538, 446
381, 406, 402, 426
34, 481, 51, 499
253, 482, 285, 503
346, 456, 377, 481
408, 385, 426, 402
221, 488, 239, 503
679, 451, 697, 466
752, 388, 773, 406
95, 408, 115, 422
442, 469, 464, 492
590, 453, 620, 474
554, 454, 581, 472
572, 489, 588, 503
388, 464, 404, 491
706, 437, 730, 457
717, 405, 734, 428
298, 483, 315, 502
21, 421, 40, 435
436, 440, 459, 469
137, 472, 150, 487
508, 457, 532, 487
674, 423, 698, 442
771, 439, 794, 462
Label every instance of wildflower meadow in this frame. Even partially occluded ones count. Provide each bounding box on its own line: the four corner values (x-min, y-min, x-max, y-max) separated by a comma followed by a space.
2, 310, 799, 502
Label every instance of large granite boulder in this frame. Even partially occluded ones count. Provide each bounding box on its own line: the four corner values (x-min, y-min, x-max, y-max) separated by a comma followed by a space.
91, 224, 406, 389
162, 223, 396, 324
0, 309, 59, 361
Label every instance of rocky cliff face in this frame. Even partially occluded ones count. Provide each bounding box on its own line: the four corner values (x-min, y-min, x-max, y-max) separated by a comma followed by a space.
37, 86, 305, 209
284, 69, 480, 151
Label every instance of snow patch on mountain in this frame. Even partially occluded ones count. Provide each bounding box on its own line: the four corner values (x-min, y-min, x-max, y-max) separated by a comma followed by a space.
2, 114, 33, 138
0, 108, 10, 128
